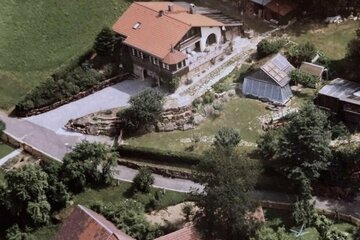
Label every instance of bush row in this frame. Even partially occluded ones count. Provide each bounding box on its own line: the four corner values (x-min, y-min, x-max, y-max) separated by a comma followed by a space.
117, 145, 202, 166
257, 38, 287, 59
15, 61, 118, 113
290, 69, 318, 88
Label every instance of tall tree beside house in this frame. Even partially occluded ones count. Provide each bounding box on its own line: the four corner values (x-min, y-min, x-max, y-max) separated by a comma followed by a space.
132, 167, 154, 193
118, 89, 164, 132
61, 141, 118, 193
94, 27, 116, 56
193, 129, 260, 240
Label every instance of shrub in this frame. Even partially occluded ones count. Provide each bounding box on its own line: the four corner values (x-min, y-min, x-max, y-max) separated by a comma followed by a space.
257, 129, 280, 160
132, 168, 154, 193
202, 91, 215, 104
118, 89, 164, 132
287, 42, 317, 67
102, 63, 119, 79
91, 200, 162, 239
94, 27, 116, 56
192, 98, 202, 108
289, 69, 318, 88
168, 77, 180, 93
181, 203, 194, 221
257, 38, 286, 59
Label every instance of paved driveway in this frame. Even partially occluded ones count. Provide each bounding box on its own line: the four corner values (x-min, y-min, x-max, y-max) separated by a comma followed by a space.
26, 79, 151, 133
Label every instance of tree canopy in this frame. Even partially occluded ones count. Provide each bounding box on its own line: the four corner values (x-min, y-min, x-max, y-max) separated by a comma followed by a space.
94, 27, 116, 56
194, 128, 260, 239
61, 141, 117, 193
118, 89, 164, 132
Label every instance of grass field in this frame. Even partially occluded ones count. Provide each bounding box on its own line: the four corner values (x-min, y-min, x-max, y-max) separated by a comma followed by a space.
288, 20, 358, 60
127, 96, 269, 154
0, 143, 15, 159
0, 0, 130, 110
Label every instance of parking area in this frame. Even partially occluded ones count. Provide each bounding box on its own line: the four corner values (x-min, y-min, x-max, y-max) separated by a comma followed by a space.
26, 79, 151, 133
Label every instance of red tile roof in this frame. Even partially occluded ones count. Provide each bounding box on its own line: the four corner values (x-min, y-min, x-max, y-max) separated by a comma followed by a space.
155, 225, 200, 240
55, 205, 134, 240
265, 0, 297, 16
112, 2, 223, 62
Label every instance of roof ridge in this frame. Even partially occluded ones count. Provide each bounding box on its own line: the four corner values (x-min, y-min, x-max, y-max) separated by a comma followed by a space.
134, 1, 202, 27
78, 205, 114, 236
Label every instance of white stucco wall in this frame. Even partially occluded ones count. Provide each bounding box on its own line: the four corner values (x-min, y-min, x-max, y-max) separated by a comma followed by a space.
200, 27, 221, 52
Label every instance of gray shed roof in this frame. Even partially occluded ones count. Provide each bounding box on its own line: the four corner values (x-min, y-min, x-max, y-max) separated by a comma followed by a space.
299, 62, 325, 78
318, 78, 360, 101
260, 53, 295, 87
250, 0, 272, 6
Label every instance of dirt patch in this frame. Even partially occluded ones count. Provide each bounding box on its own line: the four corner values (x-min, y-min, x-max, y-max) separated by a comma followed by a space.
146, 202, 198, 226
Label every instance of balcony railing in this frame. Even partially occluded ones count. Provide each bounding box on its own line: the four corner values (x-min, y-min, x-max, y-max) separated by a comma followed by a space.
179, 34, 201, 51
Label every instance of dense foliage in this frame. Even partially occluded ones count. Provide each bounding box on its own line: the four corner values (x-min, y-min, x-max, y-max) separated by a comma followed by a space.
16, 64, 105, 113
277, 103, 332, 182
289, 69, 318, 88
132, 168, 154, 193
213, 127, 241, 152
94, 27, 116, 56
91, 200, 161, 240
251, 226, 292, 240
61, 141, 117, 193
118, 89, 164, 132
257, 39, 286, 59
168, 77, 180, 93
287, 42, 317, 67
193, 128, 260, 239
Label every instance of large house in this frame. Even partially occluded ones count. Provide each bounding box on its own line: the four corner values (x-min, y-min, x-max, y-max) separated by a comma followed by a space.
242, 53, 294, 105
112, 1, 242, 87
316, 78, 360, 125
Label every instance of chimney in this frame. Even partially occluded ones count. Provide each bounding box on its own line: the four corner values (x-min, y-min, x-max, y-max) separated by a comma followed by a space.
159, 10, 164, 16
168, 3, 174, 12
189, 3, 196, 14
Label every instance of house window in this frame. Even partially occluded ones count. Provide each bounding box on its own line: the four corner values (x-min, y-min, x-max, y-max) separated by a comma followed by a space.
162, 63, 170, 70
177, 61, 183, 69
131, 48, 135, 56
150, 56, 159, 65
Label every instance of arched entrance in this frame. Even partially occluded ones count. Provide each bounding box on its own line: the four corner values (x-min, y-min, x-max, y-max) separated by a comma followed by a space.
206, 33, 217, 46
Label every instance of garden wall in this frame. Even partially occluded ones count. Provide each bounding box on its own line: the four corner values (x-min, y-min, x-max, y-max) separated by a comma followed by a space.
1, 131, 61, 162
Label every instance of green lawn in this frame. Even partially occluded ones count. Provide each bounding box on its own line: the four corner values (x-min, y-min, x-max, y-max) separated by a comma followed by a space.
288, 20, 358, 60
265, 208, 357, 240
74, 181, 187, 209
127, 96, 269, 154
0, 0, 129, 110
0, 143, 15, 159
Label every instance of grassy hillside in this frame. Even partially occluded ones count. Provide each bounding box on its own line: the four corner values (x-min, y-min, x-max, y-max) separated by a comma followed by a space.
0, 0, 130, 110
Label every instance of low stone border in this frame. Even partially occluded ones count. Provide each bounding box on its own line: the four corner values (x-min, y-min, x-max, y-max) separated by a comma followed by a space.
117, 160, 194, 181
0, 131, 61, 163
15, 73, 130, 117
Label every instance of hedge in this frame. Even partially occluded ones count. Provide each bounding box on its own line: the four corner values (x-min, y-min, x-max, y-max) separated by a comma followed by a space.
117, 145, 202, 166
257, 38, 286, 59
290, 69, 318, 88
